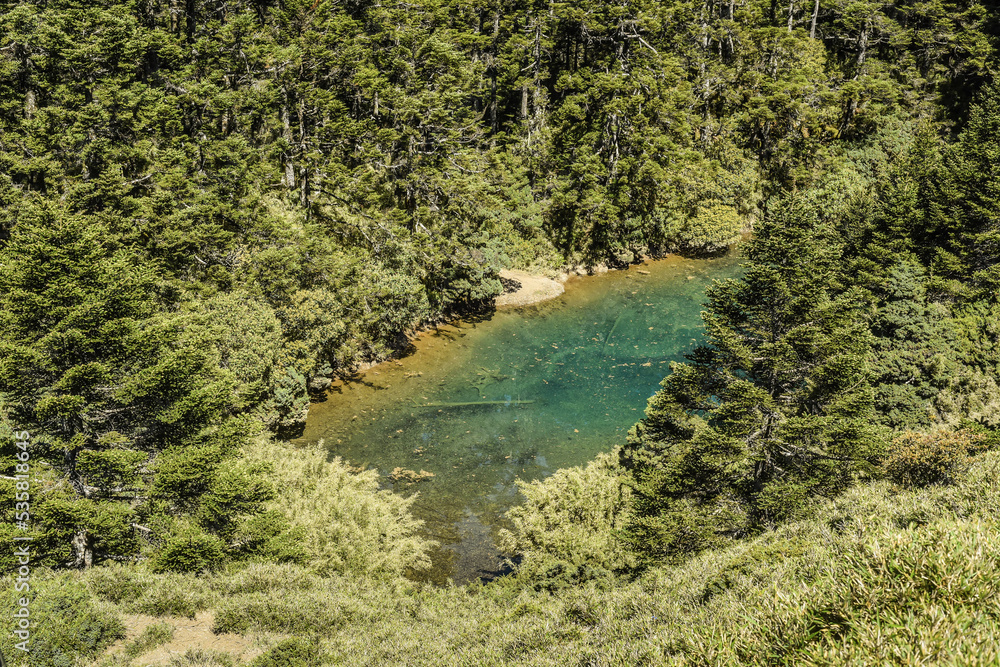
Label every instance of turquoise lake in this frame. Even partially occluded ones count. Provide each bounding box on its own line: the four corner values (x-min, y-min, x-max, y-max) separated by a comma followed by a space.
296, 250, 744, 583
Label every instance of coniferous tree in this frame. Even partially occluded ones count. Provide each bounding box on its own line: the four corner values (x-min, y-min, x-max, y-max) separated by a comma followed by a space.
936, 82, 1000, 290
869, 261, 959, 429
621, 198, 879, 560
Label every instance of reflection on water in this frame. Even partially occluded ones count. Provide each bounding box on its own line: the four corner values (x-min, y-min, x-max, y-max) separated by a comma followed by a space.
296, 251, 743, 583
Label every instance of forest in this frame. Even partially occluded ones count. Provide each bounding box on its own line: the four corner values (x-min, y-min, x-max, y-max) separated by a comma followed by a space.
1, 0, 999, 663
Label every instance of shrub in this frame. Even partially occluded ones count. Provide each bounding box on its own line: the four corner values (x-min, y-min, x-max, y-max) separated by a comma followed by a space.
498, 452, 636, 576
85, 564, 146, 603
205, 562, 319, 597
679, 202, 743, 252
211, 590, 349, 635
151, 530, 226, 573
251, 637, 324, 667
85, 565, 213, 618
240, 440, 435, 578
754, 479, 814, 526
883, 429, 983, 487
133, 589, 203, 619
0, 579, 125, 667
524, 559, 614, 593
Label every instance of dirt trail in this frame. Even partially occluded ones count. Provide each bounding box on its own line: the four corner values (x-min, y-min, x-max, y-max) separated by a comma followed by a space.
101, 612, 261, 665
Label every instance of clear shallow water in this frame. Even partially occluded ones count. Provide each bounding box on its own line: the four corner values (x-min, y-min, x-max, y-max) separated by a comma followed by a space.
296, 250, 744, 583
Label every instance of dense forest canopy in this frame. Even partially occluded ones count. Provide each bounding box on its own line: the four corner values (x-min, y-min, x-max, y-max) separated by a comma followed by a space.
1, 0, 1000, 661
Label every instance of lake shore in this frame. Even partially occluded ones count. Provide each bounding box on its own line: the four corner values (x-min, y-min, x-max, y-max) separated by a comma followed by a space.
496, 269, 566, 308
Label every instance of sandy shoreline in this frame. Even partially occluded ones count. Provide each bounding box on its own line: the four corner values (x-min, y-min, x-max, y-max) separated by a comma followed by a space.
496, 269, 565, 308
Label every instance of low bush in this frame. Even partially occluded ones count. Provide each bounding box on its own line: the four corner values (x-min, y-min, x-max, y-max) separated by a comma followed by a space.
0, 578, 124, 667
211, 590, 351, 635
498, 451, 636, 579
151, 530, 227, 574
883, 429, 983, 487
85, 565, 215, 618
241, 440, 435, 579
251, 637, 324, 667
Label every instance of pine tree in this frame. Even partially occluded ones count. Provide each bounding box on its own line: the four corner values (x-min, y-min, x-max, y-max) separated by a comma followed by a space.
869, 261, 959, 429
936, 82, 1000, 290
620, 197, 879, 561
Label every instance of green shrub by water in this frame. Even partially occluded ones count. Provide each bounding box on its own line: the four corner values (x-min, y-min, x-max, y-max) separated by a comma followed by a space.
498, 451, 637, 579
241, 439, 436, 579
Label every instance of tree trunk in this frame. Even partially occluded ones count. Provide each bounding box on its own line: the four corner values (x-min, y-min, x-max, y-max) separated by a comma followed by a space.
728, 0, 736, 54
71, 531, 93, 568
856, 19, 870, 70
184, 0, 196, 43
298, 99, 309, 211
809, 0, 819, 38
281, 88, 294, 188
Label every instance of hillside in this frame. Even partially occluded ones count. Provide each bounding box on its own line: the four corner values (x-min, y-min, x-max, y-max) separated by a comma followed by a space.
2, 0, 1000, 664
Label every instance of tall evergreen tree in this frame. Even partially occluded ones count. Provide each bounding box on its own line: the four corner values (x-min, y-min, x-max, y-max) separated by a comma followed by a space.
936, 82, 1000, 290
620, 198, 879, 560
869, 261, 959, 429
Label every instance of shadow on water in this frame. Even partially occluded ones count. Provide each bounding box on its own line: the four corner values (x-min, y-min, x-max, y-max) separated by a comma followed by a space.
296, 250, 744, 584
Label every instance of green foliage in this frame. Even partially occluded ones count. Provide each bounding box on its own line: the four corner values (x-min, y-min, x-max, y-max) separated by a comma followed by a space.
518, 560, 615, 594
193, 291, 284, 408
211, 591, 346, 635
498, 452, 636, 575
621, 197, 881, 560
151, 529, 227, 574
86, 565, 214, 618
251, 637, 324, 667
883, 429, 983, 488
35, 451, 1000, 666
30, 487, 140, 568
679, 203, 745, 253
264, 367, 310, 432
869, 261, 960, 429
151, 445, 225, 508
935, 82, 1000, 288
0, 577, 125, 667
0, 8, 998, 663
785, 519, 1000, 665
196, 458, 276, 537
76, 448, 147, 496
241, 439, 435, 578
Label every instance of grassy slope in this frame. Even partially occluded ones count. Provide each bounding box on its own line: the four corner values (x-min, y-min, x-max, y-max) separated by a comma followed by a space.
4, 451, 999, 666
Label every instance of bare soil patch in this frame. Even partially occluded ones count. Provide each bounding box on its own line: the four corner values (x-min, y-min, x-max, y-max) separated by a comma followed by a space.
496, 270, 564, 308
101, 612, 261, 666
